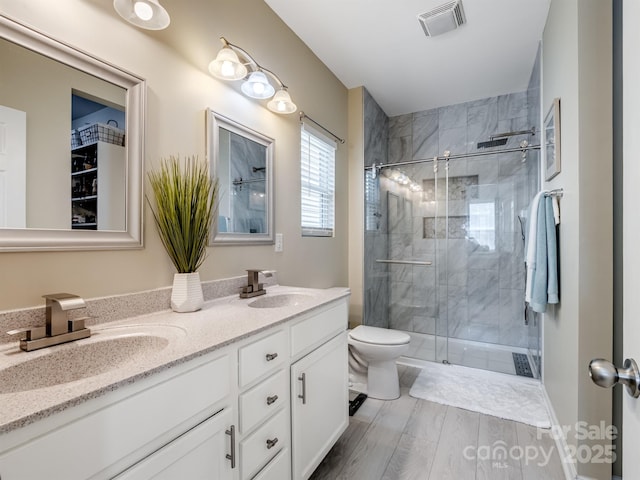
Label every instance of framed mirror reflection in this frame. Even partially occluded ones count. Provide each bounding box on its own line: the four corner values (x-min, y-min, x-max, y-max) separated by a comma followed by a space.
0, 14, 145, 251
206, 110, 274, 245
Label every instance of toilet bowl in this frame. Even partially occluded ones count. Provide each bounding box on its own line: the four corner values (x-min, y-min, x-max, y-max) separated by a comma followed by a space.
348, 325, 410, 400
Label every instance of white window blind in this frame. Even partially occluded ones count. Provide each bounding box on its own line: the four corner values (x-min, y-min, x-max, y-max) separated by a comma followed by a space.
365, 169, 379, 231
301, 124, 336, 237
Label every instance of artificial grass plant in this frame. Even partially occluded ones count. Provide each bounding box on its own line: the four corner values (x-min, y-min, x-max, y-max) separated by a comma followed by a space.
147, 155, 219, 273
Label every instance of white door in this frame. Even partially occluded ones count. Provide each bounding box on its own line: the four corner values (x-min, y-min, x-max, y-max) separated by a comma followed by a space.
0, 105, 26, 228
290, 333, 348, 480
623, 2, 640, 476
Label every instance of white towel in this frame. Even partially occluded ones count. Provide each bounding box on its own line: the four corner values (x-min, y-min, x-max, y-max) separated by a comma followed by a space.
552, 196, 560, 225
525, 191, 545, 303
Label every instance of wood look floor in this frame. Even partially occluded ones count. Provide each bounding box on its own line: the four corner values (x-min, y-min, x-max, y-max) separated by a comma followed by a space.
310, 366, 566, 480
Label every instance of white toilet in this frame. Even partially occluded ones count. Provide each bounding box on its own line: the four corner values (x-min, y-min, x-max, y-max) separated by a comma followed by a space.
348, 325, 411, 400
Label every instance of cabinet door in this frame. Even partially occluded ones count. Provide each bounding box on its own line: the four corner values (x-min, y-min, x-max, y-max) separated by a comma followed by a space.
291, 332, 348, 480
114, 408, 236, 480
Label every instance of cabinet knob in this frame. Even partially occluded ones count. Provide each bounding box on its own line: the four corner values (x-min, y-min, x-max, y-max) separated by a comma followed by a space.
266, 437, 279, 449
266, 352, 278, 361
266, 394, 278, 405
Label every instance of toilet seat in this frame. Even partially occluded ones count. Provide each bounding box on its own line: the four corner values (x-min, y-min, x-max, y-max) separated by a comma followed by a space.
349, 325, 410, 346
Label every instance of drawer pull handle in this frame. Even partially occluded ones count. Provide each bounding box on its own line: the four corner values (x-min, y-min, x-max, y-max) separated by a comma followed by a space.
266, 394, 279, 405
266, 352, 278, 361
225, 425, 236, 469
298, 373, 307, 405
266, 437, 279, 449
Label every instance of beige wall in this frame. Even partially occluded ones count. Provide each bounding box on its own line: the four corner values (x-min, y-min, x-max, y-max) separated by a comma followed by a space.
0, 0, 348, 310
542, 0, 612, 477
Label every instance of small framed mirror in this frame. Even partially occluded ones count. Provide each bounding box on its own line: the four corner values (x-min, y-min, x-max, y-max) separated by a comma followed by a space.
206, 110, 274, 245
0, 14, 145, 251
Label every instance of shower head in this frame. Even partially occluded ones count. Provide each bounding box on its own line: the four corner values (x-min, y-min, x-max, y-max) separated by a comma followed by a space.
489, 127, 536, 141
477, 138, 508, 149
478, 126, 536, 150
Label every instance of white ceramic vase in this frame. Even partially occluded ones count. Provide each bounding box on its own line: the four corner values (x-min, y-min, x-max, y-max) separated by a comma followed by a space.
171, 272, 204, 313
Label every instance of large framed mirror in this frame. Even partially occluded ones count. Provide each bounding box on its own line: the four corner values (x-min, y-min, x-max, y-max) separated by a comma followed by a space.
206, 110, 274, 245
0, 14, 144, 251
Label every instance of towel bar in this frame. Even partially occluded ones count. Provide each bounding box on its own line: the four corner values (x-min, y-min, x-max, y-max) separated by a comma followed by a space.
545, 188, 563, 198
376, 259, 432, 266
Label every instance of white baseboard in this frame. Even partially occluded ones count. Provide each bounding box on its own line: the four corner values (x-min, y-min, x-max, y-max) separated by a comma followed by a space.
540, 384, 579, 480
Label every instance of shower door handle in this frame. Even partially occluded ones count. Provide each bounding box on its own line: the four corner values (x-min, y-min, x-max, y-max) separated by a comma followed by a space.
589, 358, 640, 398
375, 259, 432, 266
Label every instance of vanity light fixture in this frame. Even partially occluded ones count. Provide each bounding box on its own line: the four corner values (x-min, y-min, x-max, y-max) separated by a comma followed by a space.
113, 0, 171, 30
382, 168, 423, 192
209, 37, 297, 114
241, 71, 275, 99
209, 46, 248, 81
267, 88, 297, 114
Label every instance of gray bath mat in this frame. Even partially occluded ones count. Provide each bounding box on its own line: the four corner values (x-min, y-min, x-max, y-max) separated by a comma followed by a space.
409, 361, 551, 428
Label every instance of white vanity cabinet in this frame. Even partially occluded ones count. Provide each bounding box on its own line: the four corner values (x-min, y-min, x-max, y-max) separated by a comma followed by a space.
0, 352, 235, 480
0, 293, 350, 480
290, 301, 349, 480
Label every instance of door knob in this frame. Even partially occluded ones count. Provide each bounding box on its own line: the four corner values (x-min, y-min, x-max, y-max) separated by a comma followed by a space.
589, 358, 640, 398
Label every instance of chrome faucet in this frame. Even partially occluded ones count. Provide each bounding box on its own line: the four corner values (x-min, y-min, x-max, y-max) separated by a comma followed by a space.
8, 293, 91, 352
239, 270, 273, 298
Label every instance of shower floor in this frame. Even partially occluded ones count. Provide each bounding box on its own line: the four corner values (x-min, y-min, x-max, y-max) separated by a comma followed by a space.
400, 331, 538, 378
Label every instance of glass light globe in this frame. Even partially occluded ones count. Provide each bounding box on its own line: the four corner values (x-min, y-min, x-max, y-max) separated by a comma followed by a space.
134, 1, 153, 20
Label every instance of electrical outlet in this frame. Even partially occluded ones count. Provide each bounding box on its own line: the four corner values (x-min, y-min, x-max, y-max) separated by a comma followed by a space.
275, 233, 283, 252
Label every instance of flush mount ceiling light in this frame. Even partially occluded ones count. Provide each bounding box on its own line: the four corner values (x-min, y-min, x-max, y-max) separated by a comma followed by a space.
418, 0, 466, 37
113, 0, 170, 30
209, 37, 297, 114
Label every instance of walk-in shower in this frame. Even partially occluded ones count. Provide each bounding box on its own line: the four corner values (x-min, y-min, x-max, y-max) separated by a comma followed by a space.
362, 67, 544, 377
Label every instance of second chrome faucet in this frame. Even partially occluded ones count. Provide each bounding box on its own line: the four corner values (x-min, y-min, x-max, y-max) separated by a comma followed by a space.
239, 270, 273, 298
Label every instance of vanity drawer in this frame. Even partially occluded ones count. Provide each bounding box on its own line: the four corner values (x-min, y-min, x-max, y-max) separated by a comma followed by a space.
239, 369, 287, 434
253, 447, 290, 480
240, 408, 288, 480
290, 300, 347, 358
238, 329, 287, 388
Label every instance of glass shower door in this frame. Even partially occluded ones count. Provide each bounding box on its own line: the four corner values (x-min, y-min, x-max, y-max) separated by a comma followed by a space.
374, 159, 449, 365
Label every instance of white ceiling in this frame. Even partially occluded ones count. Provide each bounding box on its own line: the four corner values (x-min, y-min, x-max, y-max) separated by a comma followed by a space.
264, 0, 551, 117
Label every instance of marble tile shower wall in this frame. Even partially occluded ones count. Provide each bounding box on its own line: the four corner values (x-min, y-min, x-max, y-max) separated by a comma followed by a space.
229, 133, 266, 233
363, 88, 390, 329
384, 91, 537, 348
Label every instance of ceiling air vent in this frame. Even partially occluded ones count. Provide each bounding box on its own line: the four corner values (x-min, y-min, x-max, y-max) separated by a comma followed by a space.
418, 0, 467, 37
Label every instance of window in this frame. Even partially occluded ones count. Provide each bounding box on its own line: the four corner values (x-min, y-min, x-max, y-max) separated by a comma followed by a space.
301, 124, 336, 237
468, 201, 496, 250
365, 169, 380, 231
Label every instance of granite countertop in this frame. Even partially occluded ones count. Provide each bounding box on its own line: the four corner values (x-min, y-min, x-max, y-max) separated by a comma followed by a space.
0, 285, 350, 435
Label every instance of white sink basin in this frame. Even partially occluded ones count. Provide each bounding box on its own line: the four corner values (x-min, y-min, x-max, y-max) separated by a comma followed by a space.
0, 324, 185, 394
248, 293, 313, 309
